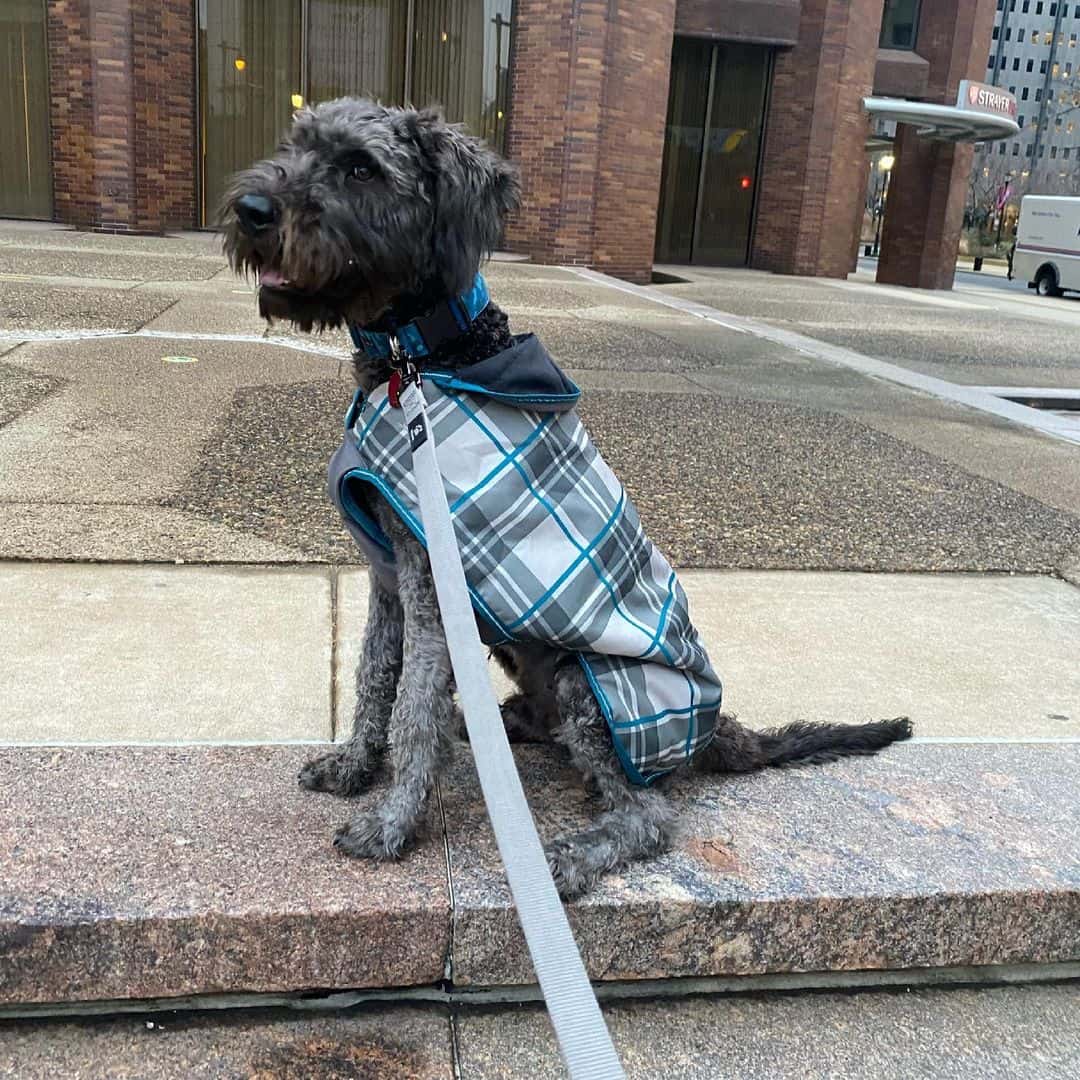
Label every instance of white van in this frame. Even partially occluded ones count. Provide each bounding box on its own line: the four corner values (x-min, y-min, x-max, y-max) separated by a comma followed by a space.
1013, 195, 1080, 297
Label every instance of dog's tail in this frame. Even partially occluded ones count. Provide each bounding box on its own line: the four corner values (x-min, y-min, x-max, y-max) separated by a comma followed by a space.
693, 713, 913, 775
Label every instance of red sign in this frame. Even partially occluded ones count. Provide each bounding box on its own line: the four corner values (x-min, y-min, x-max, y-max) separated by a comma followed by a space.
958, 80, 1018, 119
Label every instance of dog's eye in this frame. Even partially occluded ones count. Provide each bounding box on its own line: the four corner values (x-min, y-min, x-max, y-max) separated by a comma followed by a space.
349, 164, 373, 182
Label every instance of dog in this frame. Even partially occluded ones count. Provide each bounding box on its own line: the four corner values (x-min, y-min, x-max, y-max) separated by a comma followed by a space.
221, 98, 912, 899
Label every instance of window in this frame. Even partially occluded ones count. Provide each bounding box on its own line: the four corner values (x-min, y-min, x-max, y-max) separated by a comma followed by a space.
1027, 58, 1035, 71
1000, 141, 1007, 153
878, 0, 922, 49
1041, 59, 1048, 73
1045, 31, 1053, 44
1072, 34, 1078, 47
1012, 142, 1020, 154
1036, 0, 1043, 11
993, 26, 1000, 39
1006, 26, 1013, 39
1014, 57, 1021, 69
1067, 63, 1074, 75
1018, 28, 1026, 42
1018, 114, 1026, 125
1022, 0, 1030, 10
1066, 147, 1072, 158
1022, 86, 1030, 99
1052, 145, 1058, 157
1026, 143, 1034, 155
1053, 63, 1060, 75
1036, 87, 1043, 100
1040, 145, 1045, 156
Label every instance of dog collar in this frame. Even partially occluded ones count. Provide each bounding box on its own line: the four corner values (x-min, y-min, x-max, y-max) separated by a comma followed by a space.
348, 274, 490, 360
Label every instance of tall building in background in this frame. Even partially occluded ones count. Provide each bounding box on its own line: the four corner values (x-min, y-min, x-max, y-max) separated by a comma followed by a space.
981, 0, 1080, 190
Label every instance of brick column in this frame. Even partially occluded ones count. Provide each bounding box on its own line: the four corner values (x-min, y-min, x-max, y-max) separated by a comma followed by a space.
750, 0, 885, 278
505, 0, 676, 282
47, 0, 195, 233
876, 0, 998, 289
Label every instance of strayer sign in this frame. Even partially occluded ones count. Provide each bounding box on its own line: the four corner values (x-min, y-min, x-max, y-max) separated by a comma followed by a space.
958, 80, 1018, 119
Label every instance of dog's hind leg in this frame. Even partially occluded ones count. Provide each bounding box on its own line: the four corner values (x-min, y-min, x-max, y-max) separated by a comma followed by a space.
299, 570, 403, 796
335, 520, 456, 860
545, 663, 678, 899
491, 643, 561, 743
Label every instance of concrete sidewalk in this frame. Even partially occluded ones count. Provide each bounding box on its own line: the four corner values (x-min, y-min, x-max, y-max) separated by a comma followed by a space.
3, 223, 1080, 1078
2, 562, 1077, 744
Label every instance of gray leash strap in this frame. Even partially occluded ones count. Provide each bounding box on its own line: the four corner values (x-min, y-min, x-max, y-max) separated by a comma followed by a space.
399, 376, 625, 1080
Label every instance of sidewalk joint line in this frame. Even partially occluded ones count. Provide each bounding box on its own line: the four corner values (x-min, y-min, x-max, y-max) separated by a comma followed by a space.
3, 959, 1078, 1023
563, 266, 1080, 447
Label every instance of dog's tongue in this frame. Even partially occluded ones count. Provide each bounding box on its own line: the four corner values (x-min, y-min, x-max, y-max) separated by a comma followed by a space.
259, 267, 287, 287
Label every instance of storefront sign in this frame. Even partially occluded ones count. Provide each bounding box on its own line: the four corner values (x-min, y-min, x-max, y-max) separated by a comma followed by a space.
958, 80, 1018, 120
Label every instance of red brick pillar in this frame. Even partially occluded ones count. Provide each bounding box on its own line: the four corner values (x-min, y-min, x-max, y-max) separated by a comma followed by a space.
876, 0, 998, 289
750, 0, 885, 278
47, 0, 195, 233
504, 0, 676, 282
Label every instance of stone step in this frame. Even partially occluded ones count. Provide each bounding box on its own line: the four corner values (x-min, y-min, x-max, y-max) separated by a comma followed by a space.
1, 741, 1078, 1008
4, 983, 1080, 1078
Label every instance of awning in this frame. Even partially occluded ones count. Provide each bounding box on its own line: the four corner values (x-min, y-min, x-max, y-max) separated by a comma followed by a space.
863, 81, 1020, 144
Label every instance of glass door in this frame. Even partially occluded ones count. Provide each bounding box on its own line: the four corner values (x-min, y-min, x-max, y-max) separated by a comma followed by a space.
198, 0, 302, 224
655, 38, 771, 266
0, 0, 52, 219
198, 1, 515, 224
307, 0, 408, 105
654, 37, 711, 264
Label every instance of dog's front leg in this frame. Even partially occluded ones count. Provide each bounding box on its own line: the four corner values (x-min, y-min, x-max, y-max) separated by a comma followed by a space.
334, 525, 454, 860
300, 569, 403, 796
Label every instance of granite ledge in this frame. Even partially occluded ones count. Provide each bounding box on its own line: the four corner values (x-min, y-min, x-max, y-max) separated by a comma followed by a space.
443, 743, 1080, 985
0, 746, 451, 1005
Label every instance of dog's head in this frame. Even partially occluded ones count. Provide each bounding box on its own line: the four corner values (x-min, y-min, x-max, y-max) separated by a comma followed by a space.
220, 98, 519, 331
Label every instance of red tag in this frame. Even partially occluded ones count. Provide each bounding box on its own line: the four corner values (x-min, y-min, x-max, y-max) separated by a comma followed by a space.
388, 369, 402, 408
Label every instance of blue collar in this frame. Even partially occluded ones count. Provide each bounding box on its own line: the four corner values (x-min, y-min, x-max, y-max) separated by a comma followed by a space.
348, 274, 490, 360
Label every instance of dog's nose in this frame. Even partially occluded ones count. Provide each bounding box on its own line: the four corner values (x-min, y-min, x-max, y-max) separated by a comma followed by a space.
234, 194, 276, 235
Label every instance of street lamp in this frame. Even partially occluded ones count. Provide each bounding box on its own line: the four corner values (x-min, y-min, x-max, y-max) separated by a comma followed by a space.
872, 154, 895, 257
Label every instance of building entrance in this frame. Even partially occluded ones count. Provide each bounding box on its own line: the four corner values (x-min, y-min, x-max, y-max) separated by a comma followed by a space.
655, 37, 770, 266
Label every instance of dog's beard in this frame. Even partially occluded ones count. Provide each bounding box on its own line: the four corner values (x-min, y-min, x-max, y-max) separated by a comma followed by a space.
224, 236, 404, 333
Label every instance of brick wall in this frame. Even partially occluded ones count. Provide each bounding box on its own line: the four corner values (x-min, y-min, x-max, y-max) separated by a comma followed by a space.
675, 0, 800, 46
750, 0, 886, 278
47, 0, 195, 233
505, 0, 676, 282
877, 0, 998, 289
591, 1, 677, 279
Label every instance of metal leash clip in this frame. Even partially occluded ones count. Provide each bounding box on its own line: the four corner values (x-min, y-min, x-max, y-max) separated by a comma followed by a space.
387, 334, 420, 409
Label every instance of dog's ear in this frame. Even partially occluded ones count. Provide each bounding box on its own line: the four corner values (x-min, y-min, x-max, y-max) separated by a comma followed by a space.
412, 107, 520, 296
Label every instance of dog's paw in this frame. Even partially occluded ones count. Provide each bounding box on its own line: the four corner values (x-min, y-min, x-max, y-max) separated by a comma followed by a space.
333, 812, 411, 860
298, 749, 376, 796
545, 837, 597, 901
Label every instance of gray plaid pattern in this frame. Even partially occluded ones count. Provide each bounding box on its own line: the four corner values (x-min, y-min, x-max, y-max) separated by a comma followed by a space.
334, 376, 723, 785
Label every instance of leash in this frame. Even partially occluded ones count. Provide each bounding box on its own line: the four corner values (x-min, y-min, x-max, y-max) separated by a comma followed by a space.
395, 360, 625, 1080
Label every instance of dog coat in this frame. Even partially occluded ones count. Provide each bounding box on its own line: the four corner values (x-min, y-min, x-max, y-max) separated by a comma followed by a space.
327, 333, 723, 785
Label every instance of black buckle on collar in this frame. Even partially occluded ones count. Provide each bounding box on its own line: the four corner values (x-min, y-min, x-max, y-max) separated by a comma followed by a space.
413, 300, 467, 354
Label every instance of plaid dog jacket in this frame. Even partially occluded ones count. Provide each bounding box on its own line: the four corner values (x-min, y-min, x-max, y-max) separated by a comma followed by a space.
327, 333, 723, 785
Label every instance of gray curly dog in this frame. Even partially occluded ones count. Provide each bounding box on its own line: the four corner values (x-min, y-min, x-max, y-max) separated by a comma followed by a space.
220, 98, 912, 899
